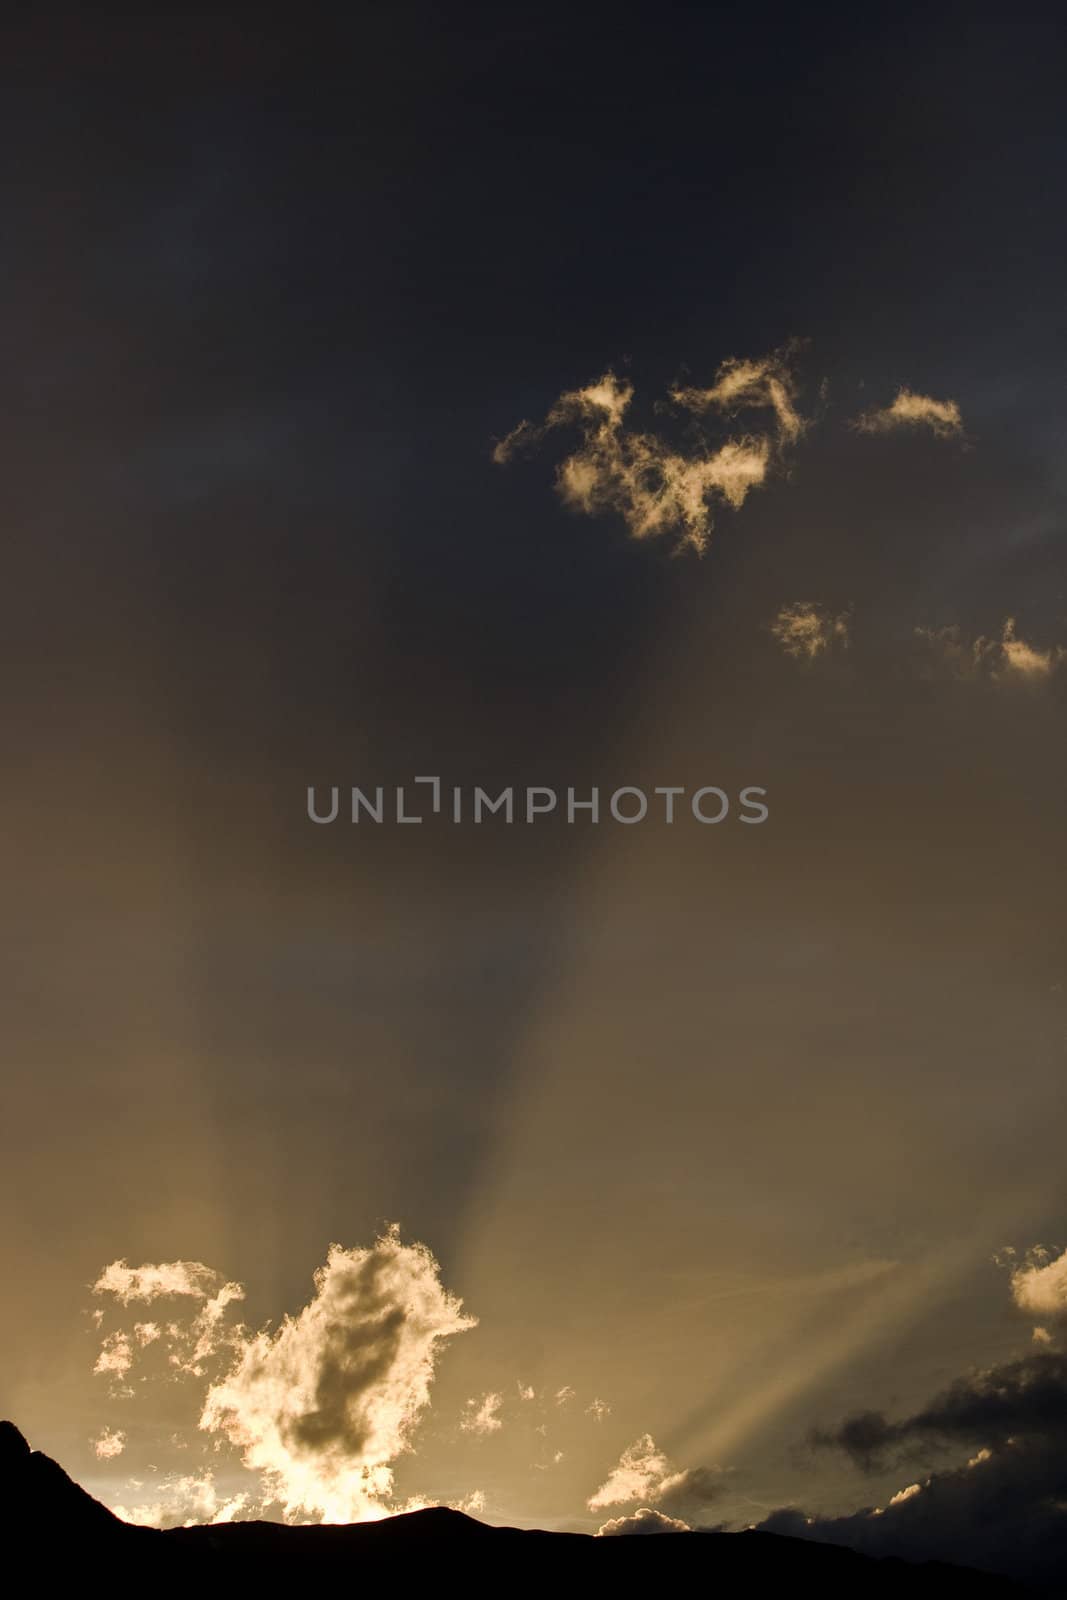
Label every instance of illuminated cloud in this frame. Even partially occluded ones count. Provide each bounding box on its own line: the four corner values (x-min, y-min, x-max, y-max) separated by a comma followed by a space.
1010, 1245, 1067, 1325
670, 348, 805, 443
555, 1385, 575, 1406
199, 1227, 476, 1523
596, 1506, 691, 1536
174, 1281, 246, 1377
94, 1331, 133, 1383
586, 1397, 611, 1422
493, 349, 805, 554
91, 1257, 246, 1382
916, 618, 1065, 681
587, 1434, 724, 1519
770, 602, 851, 661
92, 1427, 126, 1460
460, 1391, 503, 1435
995, 618, 1066, 679
854, 388, 964, 439
92, 1260, 223, 1304
452, 1488, 486, 1515
588, 1434, 673, 1509
112, 1472, 251, 1529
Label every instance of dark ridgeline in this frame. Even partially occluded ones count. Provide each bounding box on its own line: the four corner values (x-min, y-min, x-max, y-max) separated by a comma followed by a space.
0, 1420, 1041, 1594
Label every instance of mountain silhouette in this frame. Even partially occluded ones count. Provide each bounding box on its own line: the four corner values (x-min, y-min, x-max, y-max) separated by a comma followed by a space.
0, 1421, 1036, 1593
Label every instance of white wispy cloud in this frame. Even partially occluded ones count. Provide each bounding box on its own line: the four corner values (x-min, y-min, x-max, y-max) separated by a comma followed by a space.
854, 388, 964, 439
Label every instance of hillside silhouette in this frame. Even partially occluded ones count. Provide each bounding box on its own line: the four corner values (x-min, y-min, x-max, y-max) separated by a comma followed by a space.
0, 1420, 1035, 1593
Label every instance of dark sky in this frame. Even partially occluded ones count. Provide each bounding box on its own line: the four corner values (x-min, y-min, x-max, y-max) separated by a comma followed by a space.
2, 6, 1066, 1575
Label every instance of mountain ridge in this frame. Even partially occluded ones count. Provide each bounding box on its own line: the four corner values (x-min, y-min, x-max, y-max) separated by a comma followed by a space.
0, 1421, 1037, 1593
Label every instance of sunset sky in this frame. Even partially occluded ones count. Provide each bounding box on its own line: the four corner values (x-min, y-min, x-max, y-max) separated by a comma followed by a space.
2, 9, 1066, 1579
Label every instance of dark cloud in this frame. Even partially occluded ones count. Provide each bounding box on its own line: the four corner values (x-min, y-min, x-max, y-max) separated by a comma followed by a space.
655, 1465, 727, 1522
762, 1353, 1067, 1586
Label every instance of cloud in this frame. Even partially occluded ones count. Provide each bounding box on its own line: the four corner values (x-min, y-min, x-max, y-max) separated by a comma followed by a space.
586, 1398, 611, 1422
175, 1282, 246, 1377
588, 1434, 672, 1509
763, 1352, 1067, 1584
94, 1331, 134, 1383
92, 1427, 126, 1460
112, 1471, 251, 1529
92, 1260, 224, 1304
916, 617, 1066, 681
587, 1434, 724, 1520
770, 602, 851, 661
1009, 1244, 1067, 1325
854, 388, 964, 439
460, 1392, 503, 1436
596, 1506, 691, 1536
994, 618, 1066, 679
555, 1385, 575, 1406
812, 1351, 1067, 1468
91, 1257, 246, 1384
493, 349, 805, 554
669, 348, 805, 443
199, 1227, 476, 1523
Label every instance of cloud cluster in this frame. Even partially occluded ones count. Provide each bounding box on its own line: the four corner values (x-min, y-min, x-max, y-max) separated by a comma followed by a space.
199, 1228, 476, 1523
916, 617, 1066, 682
493, 350, 804, 554
587, 1434, 723, 1521
596, 1506, 691, 1536
770, 602, 851, 661
494, 351, 974, 556
112, 1471, 251, 1529
87, 1230, 484, 1528
854, 388, 964, 439
91, 1257, 246, 1387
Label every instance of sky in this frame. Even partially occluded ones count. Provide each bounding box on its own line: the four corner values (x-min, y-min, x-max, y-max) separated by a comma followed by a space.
1, 6, 1066, 1584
